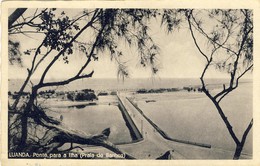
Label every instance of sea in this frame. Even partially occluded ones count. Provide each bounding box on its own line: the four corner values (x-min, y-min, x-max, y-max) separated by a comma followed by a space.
8, 78, 252, 92
8, 77, 253, 156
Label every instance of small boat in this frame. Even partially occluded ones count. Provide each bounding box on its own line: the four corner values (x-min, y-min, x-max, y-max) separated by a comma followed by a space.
145, 100, 156, 103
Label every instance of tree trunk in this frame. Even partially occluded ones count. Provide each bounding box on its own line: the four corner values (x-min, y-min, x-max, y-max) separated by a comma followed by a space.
18, 88, 38, 151
233, 144, 243, 160
10, 71, 32, 110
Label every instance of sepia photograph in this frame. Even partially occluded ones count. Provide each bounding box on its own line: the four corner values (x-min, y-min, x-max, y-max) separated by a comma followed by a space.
1, 1, 260, 165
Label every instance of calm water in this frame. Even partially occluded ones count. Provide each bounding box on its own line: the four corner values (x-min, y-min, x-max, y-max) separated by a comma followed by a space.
134, 83, 253, 154
9, 78, 253, 152
47, 102, 132, 144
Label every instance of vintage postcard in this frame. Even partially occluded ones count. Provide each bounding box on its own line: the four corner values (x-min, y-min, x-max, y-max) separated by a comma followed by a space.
1, 0, 260, 166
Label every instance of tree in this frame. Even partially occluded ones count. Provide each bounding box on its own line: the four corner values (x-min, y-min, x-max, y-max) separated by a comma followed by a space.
8, 8, 27, 29
8, 8, 253, 159
8, 8, 160, 157
184, 9, 253, 159
161, 9, 253, 159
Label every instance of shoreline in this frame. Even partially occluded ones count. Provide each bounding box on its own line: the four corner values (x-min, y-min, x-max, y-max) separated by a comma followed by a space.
7, 84, 253, 159
8, 82, 252, 111
8, 78, 253, 93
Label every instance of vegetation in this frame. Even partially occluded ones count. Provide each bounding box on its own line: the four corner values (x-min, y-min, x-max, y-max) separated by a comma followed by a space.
186, 9, 253, 159
8, 8, 253, 159
70, 91, 97, 101
8, 8, 160, 158
162, 9, 253, 159
136, 88, 179, 94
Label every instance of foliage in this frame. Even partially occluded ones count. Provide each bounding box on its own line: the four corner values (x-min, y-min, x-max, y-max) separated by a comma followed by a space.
161, 9, 253, 159
185, 9, 253, 159
8, 8, 163, 156
8, 8, 253, 159
8, 40, 22, 65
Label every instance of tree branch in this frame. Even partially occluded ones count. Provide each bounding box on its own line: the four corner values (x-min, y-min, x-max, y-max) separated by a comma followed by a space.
8, 8, 27, 29
241, 119, 253, 147
190, 13, 238, 56
38, 9, 100, 85
187, 11, 209, 63
41, 71, 94, 88
10, 39, 47, 110
216, 64, 253, 103
235, 64, 253, 87
9, 8, 48, 31
39, 120, 135, 159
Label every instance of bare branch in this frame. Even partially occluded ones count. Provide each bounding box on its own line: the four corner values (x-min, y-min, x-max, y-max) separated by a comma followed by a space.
236, 64, 253, 85
33, 49, 53, 73
10, 39, 47, 110
41, 71, 94, 88
9, 8, 48, 30
241, 119, 253, 146
216, 64, 253, 103
8, 8, 27, 29
38, 119, 135, 159
187, 11, 209, 63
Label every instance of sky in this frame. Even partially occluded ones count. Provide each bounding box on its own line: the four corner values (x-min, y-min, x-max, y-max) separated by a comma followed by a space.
8, 8, 252, 80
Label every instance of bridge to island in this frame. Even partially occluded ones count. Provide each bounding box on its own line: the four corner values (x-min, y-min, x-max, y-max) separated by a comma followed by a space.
78, 93, 252, 159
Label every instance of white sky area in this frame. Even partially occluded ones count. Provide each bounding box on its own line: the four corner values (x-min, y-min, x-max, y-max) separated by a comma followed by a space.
8, 8, 252, 80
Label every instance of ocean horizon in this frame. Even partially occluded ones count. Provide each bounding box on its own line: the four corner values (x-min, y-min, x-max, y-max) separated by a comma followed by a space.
8, 77, 253, 92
